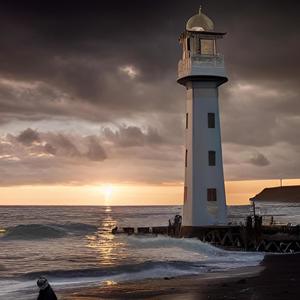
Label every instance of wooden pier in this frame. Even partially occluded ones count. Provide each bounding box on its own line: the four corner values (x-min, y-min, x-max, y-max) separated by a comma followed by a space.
112, 221, 300, 253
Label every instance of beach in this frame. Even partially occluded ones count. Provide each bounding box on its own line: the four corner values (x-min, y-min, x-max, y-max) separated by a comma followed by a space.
61, 253, 300, 300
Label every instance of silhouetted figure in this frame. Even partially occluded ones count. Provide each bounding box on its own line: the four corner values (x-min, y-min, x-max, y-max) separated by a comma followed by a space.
174, 215, 182, 236
168, 219, 173, 235
167, 215, 182, 237
37, 277, 57, 300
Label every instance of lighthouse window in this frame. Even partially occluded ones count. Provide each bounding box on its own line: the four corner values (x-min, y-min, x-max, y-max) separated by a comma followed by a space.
186, 113, 188, 129
208, 151, 216, 166
185, 149, 188, 167
201, 39, 215, 55
207, 188, 217, 202
184, 186, 187, 203
198, 38, 201, 53
208, 113, 215, 128
187, 38, 191, 51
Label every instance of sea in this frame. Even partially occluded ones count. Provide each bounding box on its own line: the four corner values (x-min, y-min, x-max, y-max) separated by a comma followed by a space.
1, 204, 300, 299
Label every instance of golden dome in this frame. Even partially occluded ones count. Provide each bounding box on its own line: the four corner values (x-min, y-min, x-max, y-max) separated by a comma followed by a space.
186, 7, 214, 32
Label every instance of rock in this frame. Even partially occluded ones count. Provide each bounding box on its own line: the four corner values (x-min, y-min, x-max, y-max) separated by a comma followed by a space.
237, 278, 247, 284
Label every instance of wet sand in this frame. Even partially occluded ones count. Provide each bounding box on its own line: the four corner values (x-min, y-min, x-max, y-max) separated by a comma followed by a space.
60, 253, 300, 300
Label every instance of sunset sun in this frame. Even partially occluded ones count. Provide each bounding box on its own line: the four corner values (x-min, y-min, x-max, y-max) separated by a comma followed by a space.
102, 185, 114, 202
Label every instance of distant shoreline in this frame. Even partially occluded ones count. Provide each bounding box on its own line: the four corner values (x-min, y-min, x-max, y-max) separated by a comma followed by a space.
0, 204, 250, 207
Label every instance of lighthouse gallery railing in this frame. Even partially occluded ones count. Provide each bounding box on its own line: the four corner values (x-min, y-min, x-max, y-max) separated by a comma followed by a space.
178, 54, 225, 79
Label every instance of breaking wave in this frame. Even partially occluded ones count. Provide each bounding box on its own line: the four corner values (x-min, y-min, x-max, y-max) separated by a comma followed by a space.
127, 235, 224, 255
126, 235, 264, 267
22, 260, 198, 280
1, 223, 98, 240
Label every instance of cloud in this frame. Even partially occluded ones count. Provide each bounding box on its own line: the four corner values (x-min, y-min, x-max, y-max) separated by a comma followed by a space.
16, 128, 40, 145
86, 136, 107, 161
47, 133, 81, 157
44, 143, 56, 155
221, 81, 300, 148
103, 125, 163, 147
2, 128, 107, 162
247, 152, 270, 167
0, 1, 299, 185
0, 126, 182, 186
119, 65, 139, 79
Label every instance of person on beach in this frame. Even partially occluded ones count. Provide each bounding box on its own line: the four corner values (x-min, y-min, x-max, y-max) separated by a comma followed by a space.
37, 276, 58, 300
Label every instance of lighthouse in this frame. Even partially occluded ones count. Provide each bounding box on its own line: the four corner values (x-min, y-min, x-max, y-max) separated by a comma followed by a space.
178, 8, 228, 233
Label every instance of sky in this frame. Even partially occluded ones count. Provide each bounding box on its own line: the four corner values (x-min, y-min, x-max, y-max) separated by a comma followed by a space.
0, 0, 299, 205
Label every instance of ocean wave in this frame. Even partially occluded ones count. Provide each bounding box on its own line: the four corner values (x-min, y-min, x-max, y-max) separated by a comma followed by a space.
2, 255, 261, 298
2, 224, 66, 240
127, 235, 223, 255
57, 222, 98, 233
21, 246, 262, 282
1, 223, 98, 240
0, 262, 200, 299
1, 244, 264, 299
22, 260, 198, 280
126, 235, 264, 266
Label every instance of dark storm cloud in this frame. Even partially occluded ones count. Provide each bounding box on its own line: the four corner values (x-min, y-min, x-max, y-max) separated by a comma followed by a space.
17, 128, 40, 145
220, 81, 300, 148
0, 0, 299, 184
2, 128, 107, 163
0, 0, 185, 121
103, 125, 163, 147
1, 0, 299, 117
248, 152, 270, 167
0, 127, 182, 186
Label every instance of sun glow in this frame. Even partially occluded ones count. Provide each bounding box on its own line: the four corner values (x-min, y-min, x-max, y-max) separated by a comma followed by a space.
1, 179, 300, 206
102, 185, 114, 202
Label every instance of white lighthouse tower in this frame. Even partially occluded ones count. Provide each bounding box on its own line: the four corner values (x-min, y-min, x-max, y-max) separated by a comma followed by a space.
178, 8, 228, 234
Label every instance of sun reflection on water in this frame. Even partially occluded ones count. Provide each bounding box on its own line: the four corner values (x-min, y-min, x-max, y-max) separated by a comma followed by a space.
104, 280, 117, 286
105, 206, 112, 213
85, 208, 126, 265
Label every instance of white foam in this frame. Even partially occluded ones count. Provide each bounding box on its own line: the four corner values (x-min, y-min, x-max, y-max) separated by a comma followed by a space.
127, 235, 224, 255
126, 235, 264, 269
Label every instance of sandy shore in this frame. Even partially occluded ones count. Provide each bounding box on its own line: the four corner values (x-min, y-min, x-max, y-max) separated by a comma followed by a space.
60, 253, 300, 300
